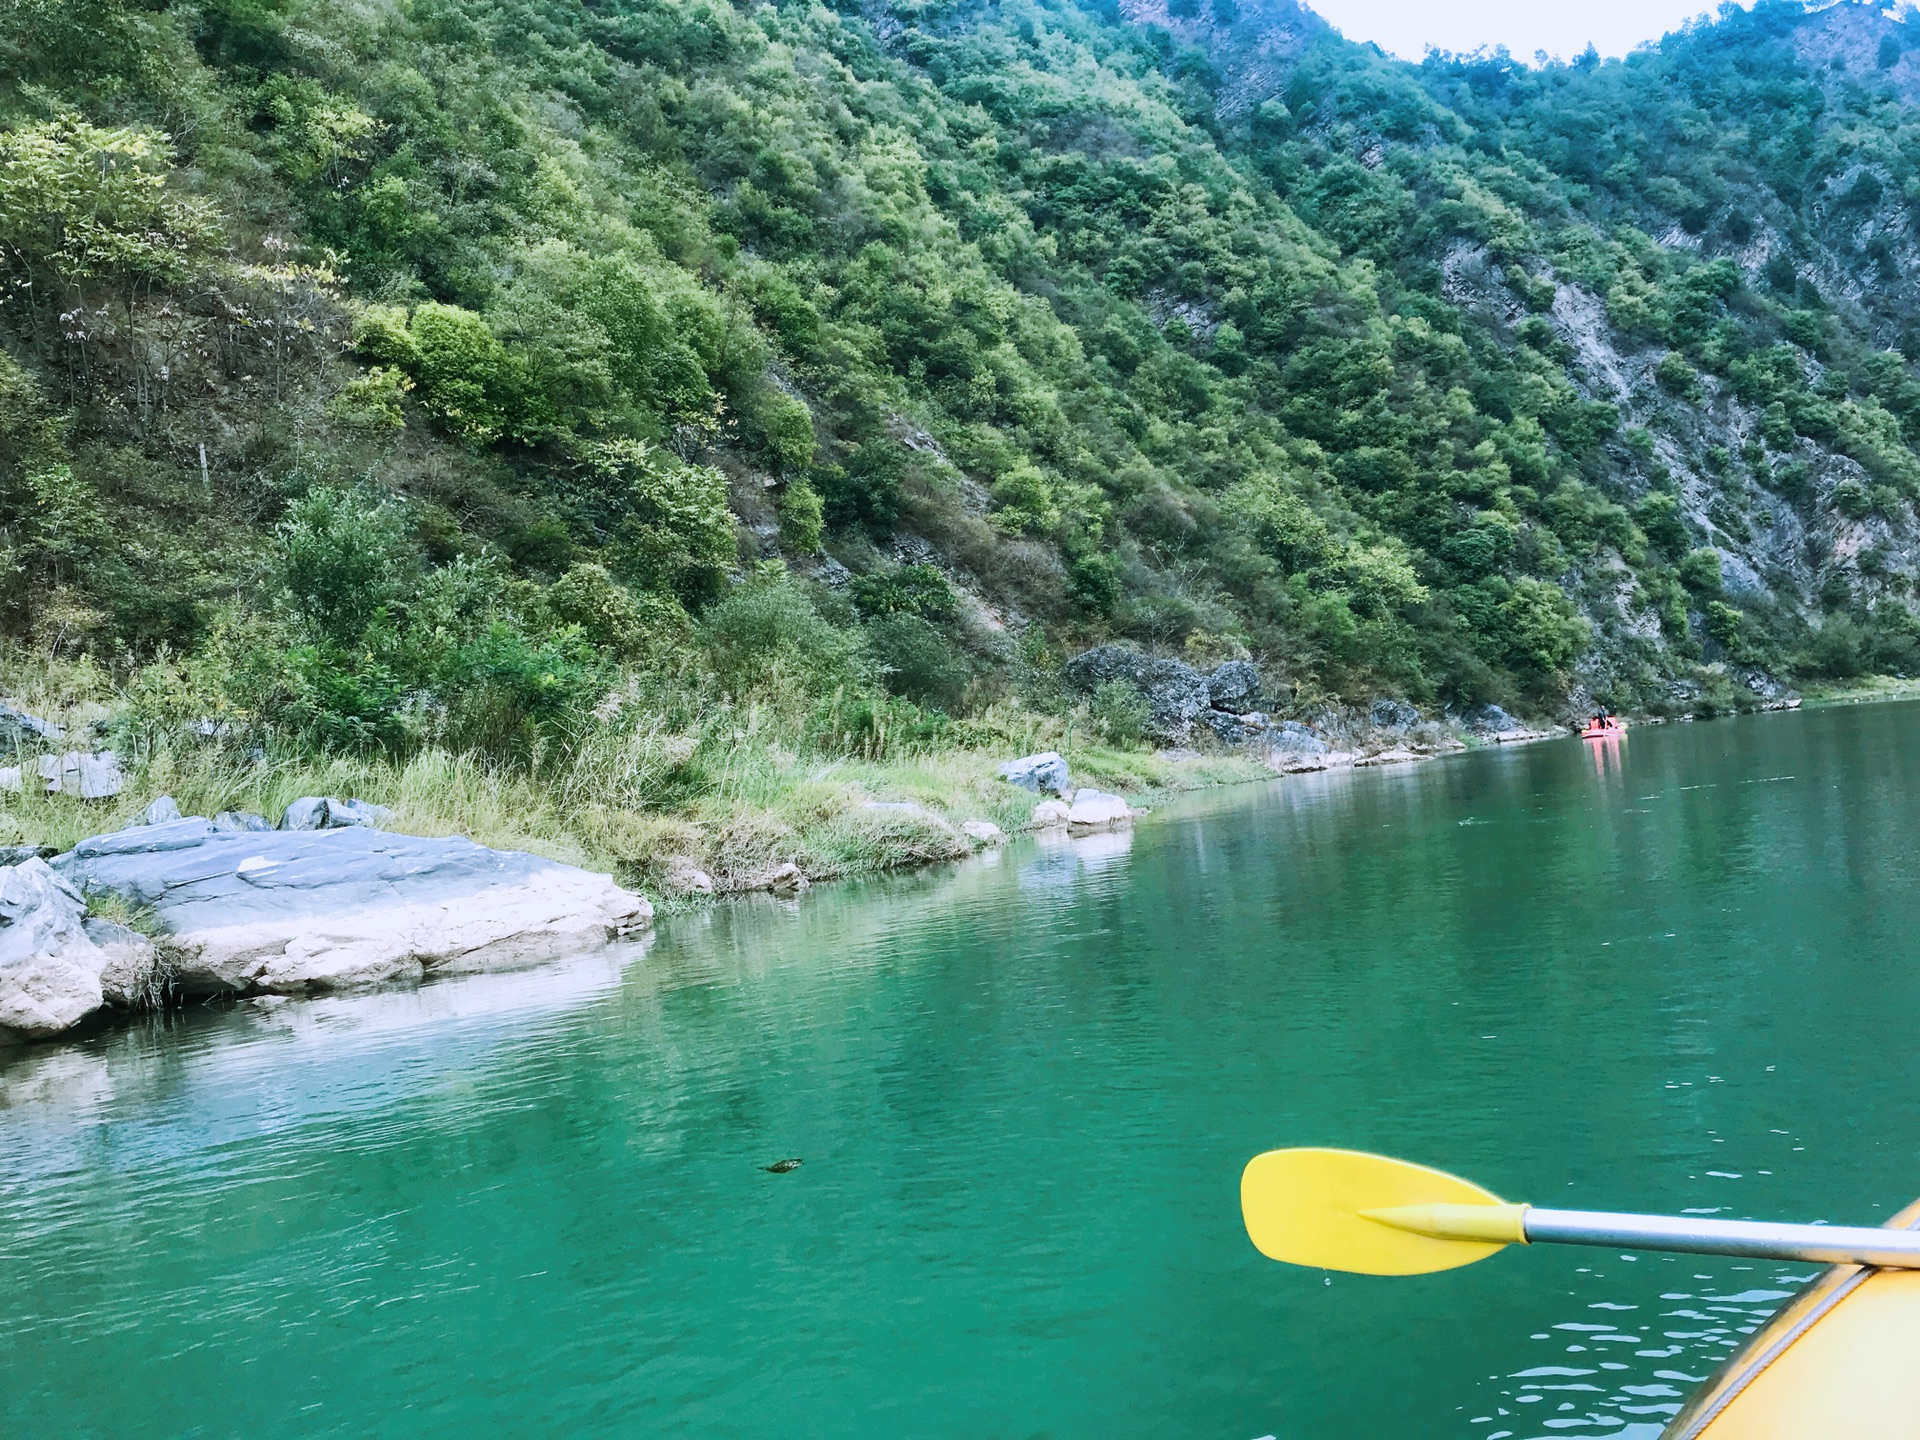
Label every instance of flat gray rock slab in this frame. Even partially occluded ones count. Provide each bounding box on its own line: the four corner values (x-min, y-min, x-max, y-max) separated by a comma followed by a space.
53, 820, 652, 997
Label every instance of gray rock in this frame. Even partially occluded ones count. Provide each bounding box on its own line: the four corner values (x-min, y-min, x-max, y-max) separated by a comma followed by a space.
38, 750, 123, 799
1062, 645, 1211, 741
81, 918, 160, 1009
0, 858, 156, 1038
1464, 703, 1521, 735
663, 857, 715, 895
0, 845, 57, 866
1029, 798, 1071, 828
1369, 699, 1421, 731
1206, 660, 1262, 714
1199, 708, 1274, 745
141, 796, 183, 826
280, 796, 394, 831
1269, 722, 1328, 755
213, 810, 274, 833
0, 701, 63, 749
763, 862, 809, 894
998, 752, 1071, 795
1066, 789, 1133, 829
52, 822, 652, 998
960, 819, 1006, 845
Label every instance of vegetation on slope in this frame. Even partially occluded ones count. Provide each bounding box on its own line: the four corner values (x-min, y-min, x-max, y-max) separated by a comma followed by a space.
5, 0, 1920, 879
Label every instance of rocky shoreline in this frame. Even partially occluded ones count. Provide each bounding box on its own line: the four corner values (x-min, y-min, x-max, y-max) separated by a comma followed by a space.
0, 796, 652, 1045
0, 643, 1809, 1046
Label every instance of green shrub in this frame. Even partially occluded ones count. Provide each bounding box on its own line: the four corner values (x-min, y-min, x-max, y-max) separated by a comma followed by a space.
1654, 351, 1700, 399
433, 622, 608, 759
776, 480, 824, 553
849, 564, 957, 619
272, 644, 412, 750
578, 439, 737, 606
749, 389, 816, 472
698, 578, 859, 697
1703, 600, 1744, 648
1678, 547, 1724, 595
1090, 678, 1150, 745
1831, 480, 1873, 519
404, 303, 514, 442
866, 612, 969, 710
547, 561, 687, 659
0, 116, 221, 291
1636, 491, 1690, 555
276, 486, 415, 643
328, 365, 413, 429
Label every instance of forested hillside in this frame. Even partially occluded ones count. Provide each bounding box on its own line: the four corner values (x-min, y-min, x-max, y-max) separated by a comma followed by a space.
5, 0, 1920, 833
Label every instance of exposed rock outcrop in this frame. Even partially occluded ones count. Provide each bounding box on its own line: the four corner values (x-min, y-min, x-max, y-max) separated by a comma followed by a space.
0, 859, 157, 1039
1206, 660, 1263, 714
51, 819, 651, 1000
1063, 645, 1212, 740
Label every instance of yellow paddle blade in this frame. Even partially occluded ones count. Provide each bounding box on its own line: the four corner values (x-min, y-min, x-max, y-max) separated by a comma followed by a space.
1240, 1147, 1524, 1275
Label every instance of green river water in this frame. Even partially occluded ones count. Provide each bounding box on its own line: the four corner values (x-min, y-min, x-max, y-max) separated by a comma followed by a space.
5, 701, 1920, 1439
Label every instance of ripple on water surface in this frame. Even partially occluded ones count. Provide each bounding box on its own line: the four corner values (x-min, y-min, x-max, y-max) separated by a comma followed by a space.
5, 704, 1920, 1439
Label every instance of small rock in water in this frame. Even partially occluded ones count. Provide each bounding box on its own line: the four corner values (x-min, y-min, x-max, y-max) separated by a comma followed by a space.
762, 1158, 804, 1173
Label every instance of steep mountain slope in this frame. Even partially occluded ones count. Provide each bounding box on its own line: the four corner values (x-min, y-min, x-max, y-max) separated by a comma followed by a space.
5, 0, 1920, 763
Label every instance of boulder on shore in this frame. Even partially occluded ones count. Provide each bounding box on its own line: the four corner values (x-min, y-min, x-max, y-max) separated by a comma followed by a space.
1463, 703, 1521, 735
0, 858, 156, 1040
52, 819, 651, 999
1029, 798, 1071, 828
1066, 789, 1133, 829
998, 752, 1071, 795
1268, 721, 1328, 756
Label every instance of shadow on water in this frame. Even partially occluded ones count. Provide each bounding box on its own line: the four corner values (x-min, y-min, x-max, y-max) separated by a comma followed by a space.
4, 703, 1920, 1438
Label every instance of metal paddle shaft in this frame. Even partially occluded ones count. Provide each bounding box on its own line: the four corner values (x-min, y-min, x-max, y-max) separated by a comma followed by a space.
1525, 1207, 1920, 1268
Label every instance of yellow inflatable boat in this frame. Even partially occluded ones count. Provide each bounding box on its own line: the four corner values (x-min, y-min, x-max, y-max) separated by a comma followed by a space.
1237, 1149, 1920, 1439
1661, 1196, 1920, 1439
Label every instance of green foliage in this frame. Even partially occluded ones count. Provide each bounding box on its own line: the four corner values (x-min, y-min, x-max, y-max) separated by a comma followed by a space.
0, 115, 220, 292
1636, 491, 1690, 556
775, 481, 824, 554
849, 565, 958, 621
698, 578, 859, 698
865, 612, 969, 711
1678, 548, 1724, 596
575, 440, 737, 606
276, 487, 414, 644
18, 0, 1920, 734
547, 562, 687, 659
1090, 678, 1150, 746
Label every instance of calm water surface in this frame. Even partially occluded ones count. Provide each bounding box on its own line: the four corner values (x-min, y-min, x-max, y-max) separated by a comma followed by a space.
6, 702, 1920, 1438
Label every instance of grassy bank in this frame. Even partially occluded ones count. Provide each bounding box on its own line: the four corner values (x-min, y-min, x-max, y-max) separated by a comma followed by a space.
0, 652, 1273, 905
1795, 675, 1920, 707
